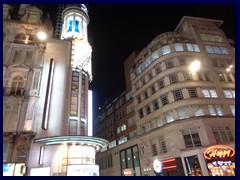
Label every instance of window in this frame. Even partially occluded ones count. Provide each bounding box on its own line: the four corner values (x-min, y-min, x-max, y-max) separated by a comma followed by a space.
69, 119, 77, 135
218, 73, 225, 82
150, 140, 158, 156
193, 105, 205, 116
220, 47, 229, 54
182, 128, 202, 148
10, 76, 25, 96
3, 142, 9, 162
152, 51, 159, 61
150, 84, 156, 94
215, 105, 224, 116
230, 105, 235, 116
223, 89, 235, 98
212, 126, 234, 143
141, 77, 146, 85
169, 73, 178, 83
165, 111, 174, 123
158, 78, 165, 89
4, 105, 18, 132
165, 59, 174, 68
148, 72, 153, 80
183, 72, 193, 80
225, 73, 233, 82
174, 43, 184, 51
146, 104, 151, 115
162, 45, 171, 55
146, 58, 151, 67
156, 116, 163, 127
144, 91, 148, 99
155, 64, 161, 74
205, 46, 214, 53
137, 95, 141, 104
152, 99, 159, 110
208, 105, 224, 116
159, 136, 167, 154
179, 57, 187, 65
138, 109, 144, 118
177, 107, 189, 119
149, 120, 154, 130
186, 43, 194, 52
173, 89, 183, 101
161, 94, 169, 105
193, 44, 200, 52
200, 34, 208, 41
213, 46, 221, 54
188, 88, 198, 97
139, 64, 145, 73
208, 105, 217, 116
202, 88, 218, 98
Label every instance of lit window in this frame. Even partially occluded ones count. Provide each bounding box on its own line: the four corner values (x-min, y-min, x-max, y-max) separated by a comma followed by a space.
156, 116, 163, 127
186, 43, 194, 51
165, 111, 174, 123
208, 105, 217, 116
193, 44, 200, 52
152, 51, 159, 61
193, 105, 205, 116
174, 43, 184, 51
205, 46, 214, 53
177, 107, 189, 119
215, 105, 224, 116
213, 46, 221, 54
149, 120, 154, 130
146, 58, 151, 67
230, 105, 235, 116
162, 45, 171, 55
220, 47, 229, 54
202, 88, 218, 98
223, 89, 235, 98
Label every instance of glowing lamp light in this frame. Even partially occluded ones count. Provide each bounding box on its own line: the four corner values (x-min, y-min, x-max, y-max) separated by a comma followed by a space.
229, 65, 233, 68
189, 60, 201, 71
226, 68, 230, 72
37, 32, 47, 40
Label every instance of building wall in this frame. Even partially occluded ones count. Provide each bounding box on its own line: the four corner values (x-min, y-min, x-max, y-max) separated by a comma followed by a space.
96, 16, 235, 176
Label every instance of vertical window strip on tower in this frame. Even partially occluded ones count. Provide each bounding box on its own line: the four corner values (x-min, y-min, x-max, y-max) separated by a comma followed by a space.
42, 58, 54, 130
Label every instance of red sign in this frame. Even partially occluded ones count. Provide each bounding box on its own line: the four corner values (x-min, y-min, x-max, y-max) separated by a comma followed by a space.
123, 169, 131, 176
204, 145, 235, 160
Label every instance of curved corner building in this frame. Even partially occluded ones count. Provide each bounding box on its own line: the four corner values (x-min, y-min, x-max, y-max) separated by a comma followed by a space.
95, 16, 235, 176
3, 4, 108, 176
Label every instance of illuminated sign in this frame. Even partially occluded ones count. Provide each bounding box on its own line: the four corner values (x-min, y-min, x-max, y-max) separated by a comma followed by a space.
30, 167, 50, 176
204, 145, 235, 160
153, 159, 162, 173
123, 169, 131, 176
3, 163, 15, 176
67, 165, 99, 176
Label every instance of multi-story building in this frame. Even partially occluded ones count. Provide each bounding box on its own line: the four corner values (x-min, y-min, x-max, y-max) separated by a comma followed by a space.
3, 4, 108, 176
95, 16, 235, 176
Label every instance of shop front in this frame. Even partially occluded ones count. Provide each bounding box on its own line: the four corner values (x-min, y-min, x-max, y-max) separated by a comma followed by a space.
203, 145, 235, 176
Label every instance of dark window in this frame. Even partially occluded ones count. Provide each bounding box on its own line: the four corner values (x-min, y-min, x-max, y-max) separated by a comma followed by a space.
173, 89, 183, 101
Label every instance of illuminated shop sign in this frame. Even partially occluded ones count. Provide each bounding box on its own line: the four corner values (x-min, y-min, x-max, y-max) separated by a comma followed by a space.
3, 163, 15, 176
204, 145, 235, 160
152, 159, 162, 173
67, 165, 99, 176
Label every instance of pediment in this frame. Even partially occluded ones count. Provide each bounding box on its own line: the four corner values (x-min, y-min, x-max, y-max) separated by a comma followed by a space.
9, 63, 30, 71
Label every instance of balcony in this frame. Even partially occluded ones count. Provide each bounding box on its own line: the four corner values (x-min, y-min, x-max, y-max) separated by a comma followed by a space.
3, 87, 25, 97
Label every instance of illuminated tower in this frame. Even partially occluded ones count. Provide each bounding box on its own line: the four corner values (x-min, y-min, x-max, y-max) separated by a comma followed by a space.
26, 4, 108, 176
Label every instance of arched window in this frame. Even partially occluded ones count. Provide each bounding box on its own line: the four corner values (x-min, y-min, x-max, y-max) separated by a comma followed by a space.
10, 76, 25, 96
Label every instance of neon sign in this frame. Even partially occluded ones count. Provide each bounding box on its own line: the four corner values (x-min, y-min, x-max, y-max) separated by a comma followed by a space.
204, 145, 235, 160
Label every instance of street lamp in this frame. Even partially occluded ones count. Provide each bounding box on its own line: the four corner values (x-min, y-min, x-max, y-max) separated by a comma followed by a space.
37, 31, 47, 41
189, 60, 201, 72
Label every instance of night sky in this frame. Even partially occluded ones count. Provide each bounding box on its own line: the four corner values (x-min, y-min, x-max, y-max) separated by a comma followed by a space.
10, 4, 235, 120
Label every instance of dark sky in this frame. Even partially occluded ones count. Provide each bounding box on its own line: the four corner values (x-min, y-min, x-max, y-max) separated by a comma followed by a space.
12, 4, 235, 119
